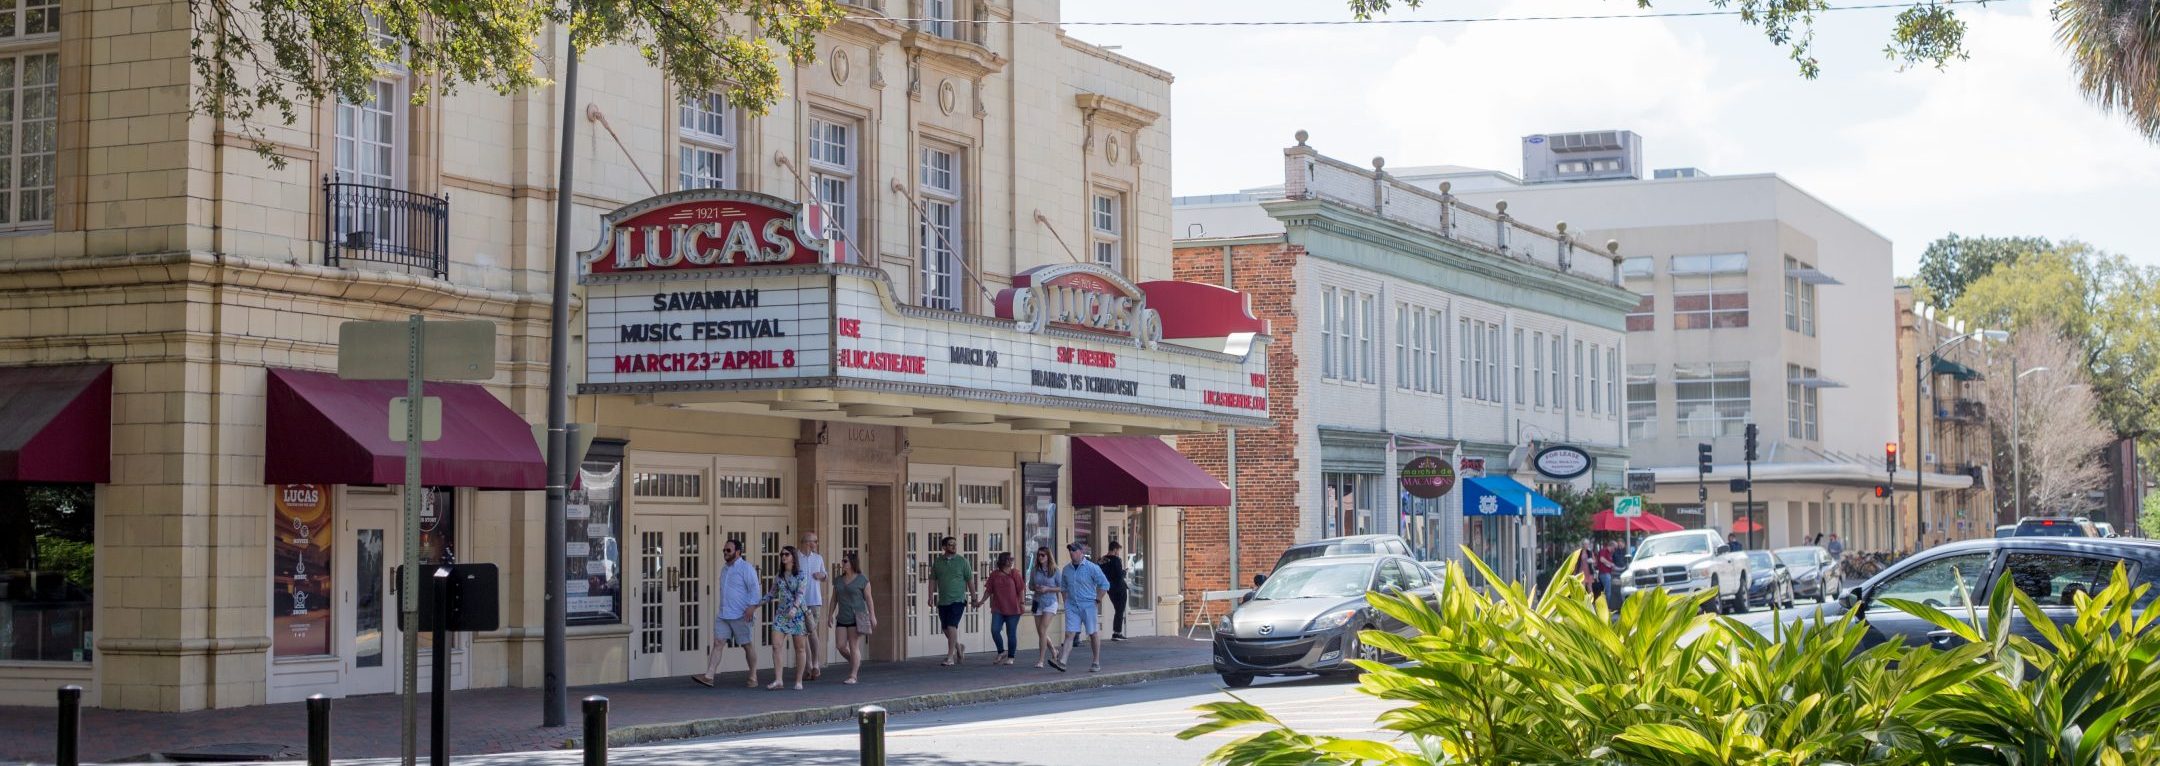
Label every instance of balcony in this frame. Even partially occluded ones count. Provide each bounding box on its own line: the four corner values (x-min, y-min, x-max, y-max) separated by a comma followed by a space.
323, 176, 450, 279
1959, 463, 1989, 488
1937, 398, 1987, 424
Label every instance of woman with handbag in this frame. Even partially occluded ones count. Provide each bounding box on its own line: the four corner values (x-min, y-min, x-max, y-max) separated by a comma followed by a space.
828, 552, 877, 685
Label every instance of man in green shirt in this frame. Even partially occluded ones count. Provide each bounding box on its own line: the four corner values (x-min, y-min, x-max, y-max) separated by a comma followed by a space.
930, 535, 975, 666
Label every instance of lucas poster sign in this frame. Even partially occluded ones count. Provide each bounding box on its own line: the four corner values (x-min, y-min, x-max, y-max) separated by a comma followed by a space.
273, 484, 333, 657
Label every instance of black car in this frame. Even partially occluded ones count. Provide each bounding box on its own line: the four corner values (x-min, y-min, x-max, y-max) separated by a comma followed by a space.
1734, 537, 2160, 651
2012, 517, 2101, 538
1270, 534, 1413, 573
1744, 549, 1795, 609
1213, 554, 1436, 688
1774, 545, 1843, 603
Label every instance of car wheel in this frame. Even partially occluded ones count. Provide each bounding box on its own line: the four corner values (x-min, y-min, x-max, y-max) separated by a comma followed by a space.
1221, 673, 1254, 689
1729, 577, 1750, 614
1346, 626, 1386, 667
1707, 577, 1724, 614
1781, 583, 1795, 609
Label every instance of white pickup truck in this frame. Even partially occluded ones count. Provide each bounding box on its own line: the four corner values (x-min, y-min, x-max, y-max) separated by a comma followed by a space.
1618, 529, 1753, 614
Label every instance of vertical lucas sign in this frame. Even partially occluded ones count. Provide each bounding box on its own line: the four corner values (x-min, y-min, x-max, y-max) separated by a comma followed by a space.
273, 483, 333, 657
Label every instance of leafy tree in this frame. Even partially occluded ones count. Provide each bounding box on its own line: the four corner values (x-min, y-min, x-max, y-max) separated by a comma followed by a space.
1955, 243, 2160, 448
2142, 492, 2160, 538
1979, 318, 2114, 516
1913, 234, 2054, 309
192, 0, 840, 162
1346, 0, 2160, 142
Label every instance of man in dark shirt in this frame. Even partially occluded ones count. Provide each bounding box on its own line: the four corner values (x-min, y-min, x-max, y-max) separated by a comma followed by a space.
1100, 541, 1129, 641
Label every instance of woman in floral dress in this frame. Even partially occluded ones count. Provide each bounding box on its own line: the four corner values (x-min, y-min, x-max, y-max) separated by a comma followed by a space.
768, 546, 811, 690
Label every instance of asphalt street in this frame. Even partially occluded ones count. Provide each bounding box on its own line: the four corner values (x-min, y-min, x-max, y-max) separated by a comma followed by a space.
293, 672, 1404, 766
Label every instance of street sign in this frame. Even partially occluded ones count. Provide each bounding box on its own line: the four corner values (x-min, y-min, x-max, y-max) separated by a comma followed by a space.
338, 320, 498, 381
1626, 470, 1655, 494
389, 397, 443, 442
1729, 478, 1752, 493
1614, 496, 1644, 518
532, 422, 599, 470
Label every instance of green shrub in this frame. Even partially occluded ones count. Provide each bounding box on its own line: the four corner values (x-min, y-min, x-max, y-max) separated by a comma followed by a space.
1179, 551, 2160, 765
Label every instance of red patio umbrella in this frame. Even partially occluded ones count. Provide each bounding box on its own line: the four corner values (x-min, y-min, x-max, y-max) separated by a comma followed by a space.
1592, 510, 1684, 534
1731, 518, 1765, 533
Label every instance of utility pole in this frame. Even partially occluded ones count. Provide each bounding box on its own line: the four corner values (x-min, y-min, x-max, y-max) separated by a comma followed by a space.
1886, 442, 1900, 554
542, 28, 582, 729
1743, 424, 1758, 549
1696, 442, 1712, 524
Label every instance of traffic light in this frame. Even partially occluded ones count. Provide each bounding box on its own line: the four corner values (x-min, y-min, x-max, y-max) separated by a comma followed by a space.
1698, 443, 1714, 475
1885, 442, 1900, 472
1873, 485, 1890, 498
1744, 423, 1759, 463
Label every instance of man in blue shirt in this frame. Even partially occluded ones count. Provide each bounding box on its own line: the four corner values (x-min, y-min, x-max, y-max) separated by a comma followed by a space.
1057, 542, 1112, 673
695, 538, 763, 689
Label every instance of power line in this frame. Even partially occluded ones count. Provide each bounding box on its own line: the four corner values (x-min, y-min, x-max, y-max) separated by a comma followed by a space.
862, 0, 1999, 27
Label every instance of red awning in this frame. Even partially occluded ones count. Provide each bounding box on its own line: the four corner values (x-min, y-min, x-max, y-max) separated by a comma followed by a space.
265, 368, 543, 490
1071, 436, 1229, 507
1592, 510, 1684, 534
0, 365, 112, 483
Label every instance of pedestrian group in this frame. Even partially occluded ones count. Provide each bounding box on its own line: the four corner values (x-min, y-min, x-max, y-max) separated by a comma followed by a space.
691, 532, 1129, 689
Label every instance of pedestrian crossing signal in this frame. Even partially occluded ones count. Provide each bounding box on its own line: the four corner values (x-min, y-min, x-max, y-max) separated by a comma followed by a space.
1873, 485, 1890, 498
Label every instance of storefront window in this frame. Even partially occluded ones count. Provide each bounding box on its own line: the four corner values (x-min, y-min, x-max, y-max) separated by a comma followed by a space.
569, 441, 626, 625
1322, 472, 1379, 538
1125, 508, 1149, 606
1, 484, 94, 662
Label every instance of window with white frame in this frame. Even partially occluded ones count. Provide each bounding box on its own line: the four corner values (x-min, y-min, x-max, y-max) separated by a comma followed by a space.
1549, 335, 1563, 410
1458, 318, 1472, 400
1784, 256, 1818, 337
1672, 253, 1749, 329
1573, 340, 1585, 412
1323, 288, 1338, 380
807, 115, 856, 249
1395, 305, 1409, 390
1676, 362, 1751, 437
1322, 287, 1372, 383
1396, 304, 1439, 393
1803, 367, 1819, 439
1607, 349, 1620, 420
1787, 363, 1804, 439
1626, 364, 1657, 441
1090, 192, 1123, 271
1788, 364, 1820, 440
1485, 323, 1500, 403
1533, 331, 1547, 407
923, 0, 961, 40
0, 5, 58, 232
1588, 345, 1601, 414
1339, 290, 1356, 381
1513, 329, 1526, 404
1362, 295, 1377, 385
1426, 310, 1444, 394
918, 144, 964, 310
678, 92, 736, 190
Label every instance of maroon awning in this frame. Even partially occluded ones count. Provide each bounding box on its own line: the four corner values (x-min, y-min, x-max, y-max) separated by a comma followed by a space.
265, 368, 543, 490
1071, 436, 1229, 507
0, 365, 112, 483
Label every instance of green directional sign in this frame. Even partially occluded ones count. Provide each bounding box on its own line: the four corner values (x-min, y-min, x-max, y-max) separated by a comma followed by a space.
1614, 495, 1644, 518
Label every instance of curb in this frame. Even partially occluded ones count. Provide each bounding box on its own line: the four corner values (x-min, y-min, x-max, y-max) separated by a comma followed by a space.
590, 663, 1211, 748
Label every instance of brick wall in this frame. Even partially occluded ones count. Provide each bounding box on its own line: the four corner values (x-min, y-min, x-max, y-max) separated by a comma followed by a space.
1173, 241, 1305, 625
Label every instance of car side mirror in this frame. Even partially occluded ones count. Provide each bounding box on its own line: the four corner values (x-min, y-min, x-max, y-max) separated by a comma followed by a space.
1837, 588, 1863, 611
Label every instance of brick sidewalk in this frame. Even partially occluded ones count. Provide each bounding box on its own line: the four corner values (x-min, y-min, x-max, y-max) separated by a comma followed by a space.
0, 637, 1211, 764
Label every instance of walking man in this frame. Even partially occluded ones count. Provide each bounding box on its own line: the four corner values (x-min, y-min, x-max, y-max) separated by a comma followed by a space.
1058, 542, 1112, 672
1825, 533, 1845, 559
931, 536, 975, 666
694, 538, 762, 689
1100, 541, 1129, 641
797, 531, 828, 681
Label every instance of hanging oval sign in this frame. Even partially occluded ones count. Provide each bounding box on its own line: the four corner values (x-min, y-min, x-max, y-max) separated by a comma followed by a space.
1534, 445, 1593, 480
1399, 456, 1456, 499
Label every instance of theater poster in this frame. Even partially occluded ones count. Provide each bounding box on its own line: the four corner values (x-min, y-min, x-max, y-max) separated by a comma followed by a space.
274, 484, 333, 657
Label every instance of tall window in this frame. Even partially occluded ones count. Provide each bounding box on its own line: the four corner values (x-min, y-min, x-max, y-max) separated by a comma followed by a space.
1323, 288, 1338, 380
1788, 364, 1820, 440
923, 0, 961, 39
1360, 294, 1376, 384
678, 92, 736, 190
1573, 340, 1585, 412
1458, 318, 1473, 400
1787, 363, 1804, 439
1322, 287, 1371, 383
1, 11, 58, 232
807, 116, 856, 249
1427, 310, 1445, 394
918, 144, 963, 310
1588, 345, 1601, 414
1512, 329, 1526, 404
1395, 305, 1409, 390
1676, 362, 1751, 437
1533, 331, 1547, 407
1627, 295, 1655, 332
1485, 323, 1500, 403
1784, 256, 1819, 337
1090, 192, 1123, 270
1397, 305, 1439, 393
1608, 348, 1620, 420
1672, 253, 1749, 329
1549, 335, 1563, 410
1, 483, 93, 661
1626, 364, 1657, 441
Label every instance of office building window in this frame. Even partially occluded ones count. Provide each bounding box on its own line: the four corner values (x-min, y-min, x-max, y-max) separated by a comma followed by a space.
1513, 329, 1526, 404
1361, 294, 1376, 383
1322, 288, 1337, 379
1458, 318, 1472, 400
1428, 311, 1445, 394
1676, 362, 1751, 437
1672, 253, 1749, 329
923, 0, 961, 39
1787, 363, 1804, 439
1485, 323, 1500, 403
1396, 305, 1440, 393
1573, 340, 1585, 412
1588, 345, 1601, 414
1323, 287, 1372, 383
1549, 335, 1564, 410
678, 92, 736, 190
1395, 305, 1409, 390
1621, 256, 1654, 279
1090, 192, 1123, 270
1627, 364, 1657, 441
1532, 331, 1547, 407
1627, 295, 1655, 332
918, 144, 964, 310
807, 115, 856, 249
1608, 349, 1620, 420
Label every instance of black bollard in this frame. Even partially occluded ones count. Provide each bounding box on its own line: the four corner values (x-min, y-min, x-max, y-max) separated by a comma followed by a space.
581, 696, 608, 766
56, 685, 81, 766
307, 694, 331, 766
858, 705, 887, 766
431, 567, 452, 766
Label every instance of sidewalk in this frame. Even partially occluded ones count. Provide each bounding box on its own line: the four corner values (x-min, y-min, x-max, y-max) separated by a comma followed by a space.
0, 637, 1211, 764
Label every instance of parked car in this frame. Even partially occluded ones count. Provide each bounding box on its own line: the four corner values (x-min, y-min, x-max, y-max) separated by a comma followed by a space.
1744, 550, 1796, 609
2013, 516, 2101, 538
1775, 545, 1843, 603
1419, 560, 1449, 582
1618, 529, 1751, 614
1270, 534, 1412, 573
1733, 537, 2160, 651
1995, 524, 2017, 538
1213, 554, 1437, 688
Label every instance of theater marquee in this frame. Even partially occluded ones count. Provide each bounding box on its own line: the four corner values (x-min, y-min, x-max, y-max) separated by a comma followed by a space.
579, 190, 1272, 426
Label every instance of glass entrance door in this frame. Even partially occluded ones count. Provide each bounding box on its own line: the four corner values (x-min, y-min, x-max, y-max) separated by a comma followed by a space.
343, 503, 397, 695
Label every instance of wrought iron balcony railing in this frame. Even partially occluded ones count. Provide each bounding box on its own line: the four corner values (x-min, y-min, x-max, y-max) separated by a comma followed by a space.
323, 176, 449, 279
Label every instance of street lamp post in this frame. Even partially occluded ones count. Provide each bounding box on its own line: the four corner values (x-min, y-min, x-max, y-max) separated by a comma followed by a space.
2011, 365, 2050, 520
1916, 327, 2007, 554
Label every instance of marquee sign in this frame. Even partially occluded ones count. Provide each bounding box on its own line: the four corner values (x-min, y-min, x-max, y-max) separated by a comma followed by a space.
579, 191, 1271, 425
582, 189, 837, 274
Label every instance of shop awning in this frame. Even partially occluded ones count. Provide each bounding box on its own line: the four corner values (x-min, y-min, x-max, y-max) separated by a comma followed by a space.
0, 365, 112, 483
1931, 356, 1983, 381
265, 368, 544, 490
1462, 476, 1562, 517
1070, 435, 1230, 507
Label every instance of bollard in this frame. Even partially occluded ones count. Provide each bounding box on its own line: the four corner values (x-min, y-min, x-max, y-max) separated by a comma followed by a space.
581, 696, 608, 766
307, 694, 331, 766
56, 685, 81, 766
858, 705, 887, 766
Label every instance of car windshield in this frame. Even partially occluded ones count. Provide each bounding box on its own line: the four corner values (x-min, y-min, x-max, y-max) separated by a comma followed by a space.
1251, 561, 1374, 600
2017, 521, 2087, 537
1277, 543, 1373, 567
1746, 551, 1776, 570
1775, 548, 1813, 566
1635, 535, 1711, 559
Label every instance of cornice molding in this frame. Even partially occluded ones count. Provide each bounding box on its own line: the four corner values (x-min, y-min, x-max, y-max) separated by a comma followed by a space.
1074, 93, 1160, 130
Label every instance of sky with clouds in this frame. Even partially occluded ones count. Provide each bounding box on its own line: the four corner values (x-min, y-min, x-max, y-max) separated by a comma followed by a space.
1064, 0, 2160, 273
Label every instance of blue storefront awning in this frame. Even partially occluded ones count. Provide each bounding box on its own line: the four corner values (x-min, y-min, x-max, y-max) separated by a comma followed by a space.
1462, 476, 1563, 517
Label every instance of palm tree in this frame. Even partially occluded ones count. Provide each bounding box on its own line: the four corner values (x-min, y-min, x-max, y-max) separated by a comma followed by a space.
2055, 0, 2160, 139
